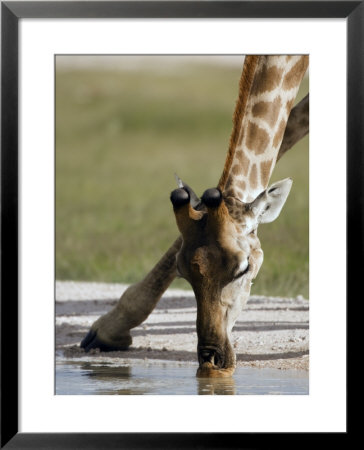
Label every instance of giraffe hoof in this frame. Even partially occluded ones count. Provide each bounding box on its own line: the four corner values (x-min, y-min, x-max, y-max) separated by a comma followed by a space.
80, 329, 132, 352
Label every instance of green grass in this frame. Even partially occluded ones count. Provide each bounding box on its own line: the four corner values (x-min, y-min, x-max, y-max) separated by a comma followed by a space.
56, 60, 309, 298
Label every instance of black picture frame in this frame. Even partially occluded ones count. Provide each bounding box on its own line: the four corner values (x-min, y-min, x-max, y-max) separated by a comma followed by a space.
1, 1, 357, 447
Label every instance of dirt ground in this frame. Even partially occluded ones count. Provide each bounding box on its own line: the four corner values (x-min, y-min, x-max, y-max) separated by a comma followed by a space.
56, 281, 309, 371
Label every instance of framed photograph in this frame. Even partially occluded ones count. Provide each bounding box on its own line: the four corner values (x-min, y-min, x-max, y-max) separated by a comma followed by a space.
2, 1, 357, 447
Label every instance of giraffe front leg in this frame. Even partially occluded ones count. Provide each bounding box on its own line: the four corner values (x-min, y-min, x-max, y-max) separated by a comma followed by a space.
81, 307, 132, 352
80, 237, 182, 352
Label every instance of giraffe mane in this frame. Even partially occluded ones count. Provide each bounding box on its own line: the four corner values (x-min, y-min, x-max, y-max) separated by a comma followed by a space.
218, 55, 260, 192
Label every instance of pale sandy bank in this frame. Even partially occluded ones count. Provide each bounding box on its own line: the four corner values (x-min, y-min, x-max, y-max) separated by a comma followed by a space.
56, 281, 309, 371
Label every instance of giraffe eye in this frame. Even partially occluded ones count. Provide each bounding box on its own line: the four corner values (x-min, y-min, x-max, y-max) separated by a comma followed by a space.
233, 260, 250, 280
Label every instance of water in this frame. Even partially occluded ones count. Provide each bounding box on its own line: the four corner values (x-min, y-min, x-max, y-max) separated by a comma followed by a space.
56, 360, 308, 395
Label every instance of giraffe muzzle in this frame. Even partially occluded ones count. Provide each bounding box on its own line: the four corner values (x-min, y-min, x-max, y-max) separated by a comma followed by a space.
198, 346, 224, 369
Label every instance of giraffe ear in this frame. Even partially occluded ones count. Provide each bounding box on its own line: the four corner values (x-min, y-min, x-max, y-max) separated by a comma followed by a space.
250, 178, 293, 224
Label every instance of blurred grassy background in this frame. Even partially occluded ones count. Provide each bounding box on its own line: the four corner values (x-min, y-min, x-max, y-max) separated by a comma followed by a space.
56, 56, 308, 298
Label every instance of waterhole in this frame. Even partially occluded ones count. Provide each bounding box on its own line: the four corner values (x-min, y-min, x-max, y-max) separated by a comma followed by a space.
56, 360, 308, 395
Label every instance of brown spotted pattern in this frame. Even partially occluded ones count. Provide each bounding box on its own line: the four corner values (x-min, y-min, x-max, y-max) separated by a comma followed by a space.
245, 122, 270, 155
236, 150, 250, 176
283, 57, 309, 90
260, 159, 274, 187
220, 55, 308, 206
252, 96, 282, 128
249, 164, 258, 189
250, 63, 284, 96
273, 118, 287, 149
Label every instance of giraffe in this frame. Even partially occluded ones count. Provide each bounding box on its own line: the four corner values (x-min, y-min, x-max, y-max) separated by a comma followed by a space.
81, 55, 309, 377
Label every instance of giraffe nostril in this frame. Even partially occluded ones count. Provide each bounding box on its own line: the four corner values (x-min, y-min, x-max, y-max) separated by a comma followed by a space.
201, 350, 213, 359
198, 347, 223, 367
199, 349, 215, 365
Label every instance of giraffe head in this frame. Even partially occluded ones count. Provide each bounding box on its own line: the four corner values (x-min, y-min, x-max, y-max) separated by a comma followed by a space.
170, 176, 292, 377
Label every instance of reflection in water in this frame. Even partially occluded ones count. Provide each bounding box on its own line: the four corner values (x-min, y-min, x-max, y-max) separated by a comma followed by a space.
79, 364, 142, 394
197, 376, 236, 395
56, 361, 308, 395
82, 363, 131, 379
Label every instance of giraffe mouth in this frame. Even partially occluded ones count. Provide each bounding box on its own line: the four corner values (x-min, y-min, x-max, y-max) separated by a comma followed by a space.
198, 346, 224, 368
196, 342, 236, 378
196, 346, 235, 377
196, 364, 236, 378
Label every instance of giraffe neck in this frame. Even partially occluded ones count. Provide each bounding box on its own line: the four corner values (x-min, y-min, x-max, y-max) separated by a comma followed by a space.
218, 55, 308, 203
